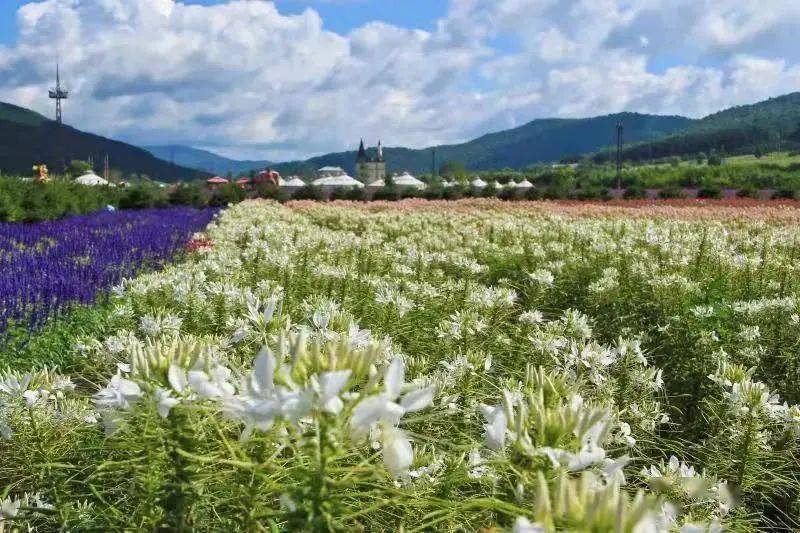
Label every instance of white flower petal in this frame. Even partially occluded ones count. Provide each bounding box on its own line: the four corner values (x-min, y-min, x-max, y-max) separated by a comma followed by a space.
400, 385, 436, 413
251, 347, 276, 396
384, 358, 405, 398
382, 428, 414, 477
167, 365, 188, 393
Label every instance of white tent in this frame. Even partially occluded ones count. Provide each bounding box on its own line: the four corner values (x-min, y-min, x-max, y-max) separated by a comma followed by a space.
516, 179, 534, 189
75, 172, 110, 186
282, 177, 307, 189
366, 179, 385, 189
312, 175, 365, 188
442, 180, 455, 188
394, 172, 426, 190
471, 177, 487, 188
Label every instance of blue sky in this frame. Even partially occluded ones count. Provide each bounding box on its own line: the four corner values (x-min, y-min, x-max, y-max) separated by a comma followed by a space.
1, 1, 798, 160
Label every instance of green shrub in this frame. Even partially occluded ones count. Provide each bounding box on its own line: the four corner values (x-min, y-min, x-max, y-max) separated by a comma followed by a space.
571, 186, 611, 201
208, 183, 247, 207
441, 185, 464, 200
497, 187, 518, 201
372, 186, 401, 202
697, 185, 723, 199
292, 185, 327, 201
423, 185, 444, 200
736, 187, 760, 198
169, 183, 208, 207
330, 187, 365, 201
119, 185, 167, 209
543, 185, 569, 199
659, 184, 687, 199
773, 187, 799, 200
623, 184, 647, 199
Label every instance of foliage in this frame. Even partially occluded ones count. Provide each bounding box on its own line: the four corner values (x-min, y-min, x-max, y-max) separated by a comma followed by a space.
208, 183, 247, 207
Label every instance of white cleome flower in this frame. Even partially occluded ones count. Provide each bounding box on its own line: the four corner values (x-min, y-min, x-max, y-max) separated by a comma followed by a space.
350, 358, 435, 477
350, 358, 436, 440
480, 404, 508, 451
93, 373, 142, 411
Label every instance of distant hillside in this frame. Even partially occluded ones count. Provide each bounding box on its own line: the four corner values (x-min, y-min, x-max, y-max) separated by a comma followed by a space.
0, 102, 206, 181
145, 145, 271, 176
600, 93, 800, 161
272, 112, 692, 176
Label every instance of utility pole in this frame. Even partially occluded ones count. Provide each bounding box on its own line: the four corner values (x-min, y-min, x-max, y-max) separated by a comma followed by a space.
616, 122, 624, 190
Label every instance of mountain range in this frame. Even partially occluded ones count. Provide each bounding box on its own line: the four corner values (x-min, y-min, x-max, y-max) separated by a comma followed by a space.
0, 103, 205, 181
3, 92, 800, 181
144, 145, 271, 176
269, 113, 692, 177
595, 92, 800, 162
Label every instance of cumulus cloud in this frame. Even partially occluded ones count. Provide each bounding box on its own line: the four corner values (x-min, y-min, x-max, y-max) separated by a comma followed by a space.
1, 0, 799, 160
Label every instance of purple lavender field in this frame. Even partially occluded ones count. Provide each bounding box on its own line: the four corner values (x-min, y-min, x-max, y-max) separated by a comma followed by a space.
0, 207, 216, 344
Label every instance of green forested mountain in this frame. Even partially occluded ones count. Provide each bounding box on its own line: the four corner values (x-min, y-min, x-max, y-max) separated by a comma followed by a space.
599, 93, 800, 162
6, 91, 800, 180
144, 145, 272, 176
0, 102, 206, 181
273, 113, 692, 176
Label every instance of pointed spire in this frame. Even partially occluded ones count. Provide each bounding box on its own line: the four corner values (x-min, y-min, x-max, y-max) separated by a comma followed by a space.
357, 138, 367, 161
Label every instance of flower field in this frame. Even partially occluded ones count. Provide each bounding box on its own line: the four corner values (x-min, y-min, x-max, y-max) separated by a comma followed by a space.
2, 199, 800, 530
0, 208, 217, 349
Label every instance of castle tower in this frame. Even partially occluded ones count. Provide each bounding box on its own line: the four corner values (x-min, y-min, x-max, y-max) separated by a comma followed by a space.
357, 139, 367, 163
356, 139, 387, 183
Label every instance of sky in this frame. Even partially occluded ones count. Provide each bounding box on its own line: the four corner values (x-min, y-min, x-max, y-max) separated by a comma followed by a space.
1, 0, 800, 161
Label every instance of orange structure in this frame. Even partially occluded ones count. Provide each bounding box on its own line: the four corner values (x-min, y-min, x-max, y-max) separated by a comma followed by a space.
33, 164, 49, 183
254, 169, 281, 186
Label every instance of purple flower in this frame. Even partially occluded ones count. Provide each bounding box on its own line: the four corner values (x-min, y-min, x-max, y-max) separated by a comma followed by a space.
0, 207, 217, 347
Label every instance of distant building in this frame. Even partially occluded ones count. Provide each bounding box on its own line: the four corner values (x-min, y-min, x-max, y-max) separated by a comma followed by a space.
356, 139, 386, 183
317, 166, 346, 178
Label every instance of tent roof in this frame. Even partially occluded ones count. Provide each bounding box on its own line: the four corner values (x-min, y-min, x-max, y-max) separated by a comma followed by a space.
516, 179, 534, 188
394, 172, 426, 188
312, 175, 365, 188
471, 177, 487, 188
283, 177, 306, 187
75, 173, 109, 186
207, 176, 229, 184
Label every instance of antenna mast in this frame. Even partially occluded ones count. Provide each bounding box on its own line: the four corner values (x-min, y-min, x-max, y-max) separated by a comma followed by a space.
49, 64, 69, 124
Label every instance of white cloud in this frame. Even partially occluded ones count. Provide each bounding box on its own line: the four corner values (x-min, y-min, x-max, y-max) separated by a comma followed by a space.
1, 0, 799, 161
